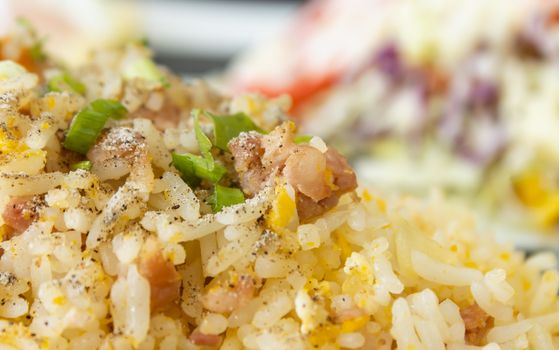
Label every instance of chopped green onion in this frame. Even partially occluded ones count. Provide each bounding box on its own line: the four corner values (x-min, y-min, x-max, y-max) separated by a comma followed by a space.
29, 41, 46, 62
15, 18, 46, 63
70, 160, 92, 171
136, 37, 149, 47
209, 185, 245, 212
172, 153, 226, 186
294, 135, 313, 144
123, 57, 169, 87
15, 17, 33, 30
208, 112, 265, 151
192, 111, 213, 163
171, 153, 200, 187
63, 99, 127, 154
47, 72, 86, 95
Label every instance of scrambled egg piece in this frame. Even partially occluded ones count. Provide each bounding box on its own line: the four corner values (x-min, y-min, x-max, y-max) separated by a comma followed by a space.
266, 184, 297, 233
294, 279, 330, 335
0, 122, 46, 174
513, 171, 559, 228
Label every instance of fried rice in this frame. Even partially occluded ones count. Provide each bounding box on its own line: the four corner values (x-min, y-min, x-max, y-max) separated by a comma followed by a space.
0, 21, 558, 350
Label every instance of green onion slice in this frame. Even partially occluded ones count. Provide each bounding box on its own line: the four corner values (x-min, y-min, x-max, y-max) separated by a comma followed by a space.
47, 72, 86, 95
172, 153, 226, 187
192, 110, 213, 163
29, 41, 46, 62
123, 57, 169, 87
209, 184, 245, 212
15, 18, 46, 63
70, 160, 92, 171
207, 112, 265, 151
63, 99, 127, 154
294, 135, 313, 144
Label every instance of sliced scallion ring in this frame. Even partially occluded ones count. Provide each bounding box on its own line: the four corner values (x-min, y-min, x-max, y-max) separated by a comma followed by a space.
47, 72, 86, 95
209, 184, 245, 212
63, 99, 127, 154
172, 153, 227, 187
208, 112, 265, 151
192, 110, 213, 163
294, 135, 313, 144
70, 160, 92, 171
123, 57, 169, 87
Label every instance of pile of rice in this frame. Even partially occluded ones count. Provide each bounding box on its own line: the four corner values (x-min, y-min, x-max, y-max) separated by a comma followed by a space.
0, 23, 558, 350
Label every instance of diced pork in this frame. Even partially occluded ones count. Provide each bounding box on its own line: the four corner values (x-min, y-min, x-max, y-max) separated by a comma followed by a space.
228, 132, 269, 196
189, 329, 222, 347
138, 238, 181, 311
260, 122, 297, 169
284, 145, 331, 202
201, 274, 255, 313
228, 122, 357, 222
87, 127, 154, 189
2, 196, 41, 237
460, 303, 494, 345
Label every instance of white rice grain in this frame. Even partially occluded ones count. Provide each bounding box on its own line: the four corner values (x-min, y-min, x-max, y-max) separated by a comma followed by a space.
252, 293, 292, 329
529, 270, 559, 315
411, 250, 483, 286
200, 313, 228, 335
526, 252, 558, 271
206, 224, 260, 276
528, 324, 554, 350
391, 298, 422, 349
483, 269, 515, 304
125, 265, 150, 345
336, 332, 365, 349
486, 320, 533, 343
471, 281, 513, 321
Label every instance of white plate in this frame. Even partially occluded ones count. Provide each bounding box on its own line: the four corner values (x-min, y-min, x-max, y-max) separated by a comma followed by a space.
139, 0, 298, 58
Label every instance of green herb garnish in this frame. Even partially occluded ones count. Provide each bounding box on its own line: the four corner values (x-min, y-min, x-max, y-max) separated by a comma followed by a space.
47, 72, 86, 95
136, 37, 149, 47
208, 112, 265, 151
29, 41, 46, 62
171, 153, 226, 186
172, 110, 265, 208
70, 160, 92, 171
123, 57, 169, 87
209, 184, 245, 212
294, 135, 313, 144
16, 18, 46, 62
193, 110, 213, 162
63, 99, 127, 154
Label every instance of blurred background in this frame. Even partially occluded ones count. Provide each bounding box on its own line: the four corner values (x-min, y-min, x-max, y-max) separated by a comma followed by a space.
0, 0, 303, 74
3, 0, 559, 254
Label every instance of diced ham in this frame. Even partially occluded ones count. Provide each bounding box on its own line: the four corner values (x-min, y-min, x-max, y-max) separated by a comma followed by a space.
201, 275, 255, 313
324, 148, 358, 193
284, 145, 331, 202
189, 329, 222, 347
228, 132, 269, 196
261, 123, 297, 169
138, 238, 181, 311
296, 193, 339, 222
87, 127, 153, 186
2, 196, 41, 237
228, 122, 357, 222
460, 303, 494, 346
